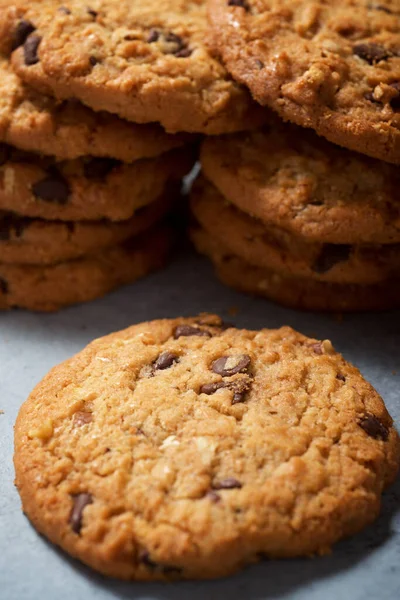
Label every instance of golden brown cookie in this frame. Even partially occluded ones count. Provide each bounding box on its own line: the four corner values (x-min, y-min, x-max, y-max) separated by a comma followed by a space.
3, 0, 265, 134
0, 187, 174, 265
0, 57, 190, 161
190, 176, 400, 285
0, 145, 192, 221
191, 225, 400, 312
208, 0, 400, 164
14, 314, 399, 579
0, 224, 172, 311
201, 124, 400, 244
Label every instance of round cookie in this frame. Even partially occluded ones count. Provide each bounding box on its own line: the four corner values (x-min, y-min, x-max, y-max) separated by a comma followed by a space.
0, 187, 175, 265
208, 0, 400, 164
0, 57, 190, 161
191, 225, 400, 312
0, 145, 192, 221
14, 314, 399, 579
201, 124, 400, 244
0, 224, 172, 311
5, 0, 265, 134
190, 176, 400, 285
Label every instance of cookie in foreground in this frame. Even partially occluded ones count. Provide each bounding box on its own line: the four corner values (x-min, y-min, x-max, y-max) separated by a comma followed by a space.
14, 315, 400, 579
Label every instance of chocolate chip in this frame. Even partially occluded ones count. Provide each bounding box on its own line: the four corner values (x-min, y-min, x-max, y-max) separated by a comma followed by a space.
200, 381, 227, 395
24, 34, 42, 66
153, 352, 179, 371
336, 373, 346, 382
358, 414, 389, 441
175, 47, 192, 58
138, 550, 157, 569
353, 43, 392, 64
213, 477, 242, 490
32, 171, 70, 204
87, 7, 98, 18
69, 493, 93, 534
147, 29, 160, 43
364, 91, 380, 103
313, 244, 352, 274
0, 212, 31, 240
368, 4, 393, 14
173, 325, 211, 339
211, 355, 251, 377
83, 157, 120, 179
232, 391, 246, 404
0, 277, 8, 294
0, 144, 11, 167
311, 342, 323, 355
58, 6, 72, 15
206, 491, 221, 503
89, 55, 98, 66
228, 0, 249, 8
255, 59, 264, 69
73, 411, 93, 426
390, 82, 400, 110
12, 20, 36, 50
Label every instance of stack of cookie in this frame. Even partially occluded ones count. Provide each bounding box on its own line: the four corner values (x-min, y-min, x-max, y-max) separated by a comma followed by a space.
0, 0, 262, 311
190, 0, 400, 311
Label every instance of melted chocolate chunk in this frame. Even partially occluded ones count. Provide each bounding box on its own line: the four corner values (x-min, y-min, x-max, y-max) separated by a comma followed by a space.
358, 413, 389, 441
32, 171, 71, 204
0, 277, 8, 294
353, 43, 392, 64
228, 0, 249, 8
232, 391, 246, 404
206, 490, 221, 503
153, 351, 179, 371
211, 354, 251, 377
83, 157, 121, 179
69, 493, 93, 534
0, 144, 12, 167
173, 325, 211, 339
87, 7, 98, 18
89, 55, 98, 66
390, 82, 400, 110
311, 342, 323, 355
174, 47, 192, 58
12, 20, 36, 50
213, 477, 242, 490
200, 381, 227, 395
24, 35, 42, 66
147, 29, 160, 43
336, 373, 346, 382
313, 244, 352, 274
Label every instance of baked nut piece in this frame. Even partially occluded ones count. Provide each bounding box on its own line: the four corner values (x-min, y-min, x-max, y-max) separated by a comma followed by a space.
14, 315, 400, 577
2, 0, 265, 134
0, 224, 172, 311
0, 145, 192, 221
191, 225, 400, 312
191, 176, 400, 285
208, 0, 400, 163
201, 124, 400, 244
0, 57, 190, 161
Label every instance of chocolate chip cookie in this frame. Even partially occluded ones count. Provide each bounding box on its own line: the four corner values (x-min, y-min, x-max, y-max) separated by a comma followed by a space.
4, 0, 265, 134
0, 57, 189, 161
208, 0, 400, 163
201, 123, 400, 244
191, 176, 400, 285
191, 225, 400, 312
0, 186, 174, 265
14, 314, 399, 578
0, 224, 172, 310
0, 145, 192, 221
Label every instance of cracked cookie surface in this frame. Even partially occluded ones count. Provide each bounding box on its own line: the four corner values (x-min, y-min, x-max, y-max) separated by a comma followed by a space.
3, 0, 265, 134
208, 0, 400, 163
14, 314, 400, 577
